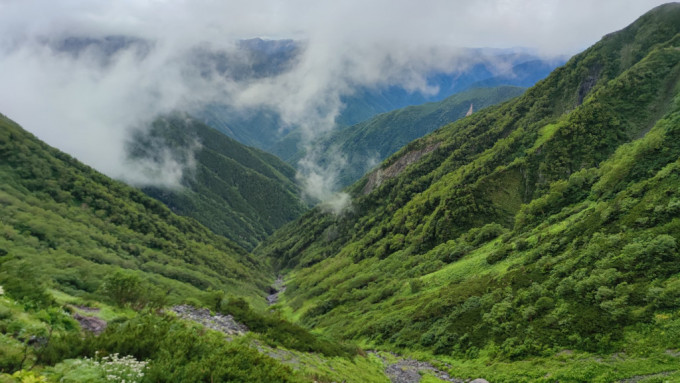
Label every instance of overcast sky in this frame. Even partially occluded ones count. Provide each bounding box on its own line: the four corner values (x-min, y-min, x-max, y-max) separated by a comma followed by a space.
0, 0, 671, 195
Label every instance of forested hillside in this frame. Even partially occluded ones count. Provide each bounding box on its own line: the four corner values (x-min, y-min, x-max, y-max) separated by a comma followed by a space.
257, 4, 680, 380
130, 115, 307, 250
0, 114, 387, 383
0, 113, 271, 302
198, 51, 560, 161
292, 86, 525, 187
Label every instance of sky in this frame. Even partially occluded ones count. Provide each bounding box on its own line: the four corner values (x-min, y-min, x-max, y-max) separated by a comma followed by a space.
0, 0, 671, 202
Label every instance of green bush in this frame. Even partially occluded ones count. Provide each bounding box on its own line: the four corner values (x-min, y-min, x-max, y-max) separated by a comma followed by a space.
0, 261, 54, 310
85, 313, 299, 382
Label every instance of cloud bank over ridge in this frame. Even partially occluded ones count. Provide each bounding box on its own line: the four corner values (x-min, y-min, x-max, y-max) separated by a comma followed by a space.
0, 0, 669, 198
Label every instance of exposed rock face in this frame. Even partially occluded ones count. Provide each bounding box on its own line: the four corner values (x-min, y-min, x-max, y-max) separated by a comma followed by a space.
466, 103, 474, 117
170, 305, 248, 335
577, 64, 602, 105
267, 276, 286, 305
362, 142, 441, 195
73, 313, 107, 335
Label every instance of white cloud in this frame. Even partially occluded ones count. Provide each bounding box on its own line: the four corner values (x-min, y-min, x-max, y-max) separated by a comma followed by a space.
0, 0, 669, 195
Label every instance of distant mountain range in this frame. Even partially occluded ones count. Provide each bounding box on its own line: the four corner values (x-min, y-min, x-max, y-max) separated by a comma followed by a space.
200, 47, 564, 159
3, 3, 680, 382
288, 85, 526, 188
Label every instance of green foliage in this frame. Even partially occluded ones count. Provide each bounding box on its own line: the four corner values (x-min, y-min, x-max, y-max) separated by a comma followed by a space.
47, 354, 147, 383
87, 314, 299, 382
257, 3, 680, 366
0, 113, 273, 305
98, 270, 166, 309
293, 86, 526, 187
133, 115, 307, 250
220, 297, 357, 358
0, 261, 53, 310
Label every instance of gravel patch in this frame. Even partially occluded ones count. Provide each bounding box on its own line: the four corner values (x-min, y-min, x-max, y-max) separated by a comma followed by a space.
170, 305, 248, 335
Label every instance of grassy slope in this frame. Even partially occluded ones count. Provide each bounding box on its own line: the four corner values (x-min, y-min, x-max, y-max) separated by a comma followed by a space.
0, 113, 270, 303
0, 114, 391, 383
132, 115, 307, 250
257, 3, 680, 380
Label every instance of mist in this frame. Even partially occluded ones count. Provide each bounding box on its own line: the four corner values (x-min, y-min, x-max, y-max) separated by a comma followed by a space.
0, 0, 669, 206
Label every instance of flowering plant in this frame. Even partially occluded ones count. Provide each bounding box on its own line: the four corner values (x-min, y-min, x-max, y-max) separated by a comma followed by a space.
52, 353, 147, 383
95, 353, 147, 382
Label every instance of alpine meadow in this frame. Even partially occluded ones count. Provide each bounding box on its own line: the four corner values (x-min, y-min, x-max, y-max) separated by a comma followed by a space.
1, 2, 680, 383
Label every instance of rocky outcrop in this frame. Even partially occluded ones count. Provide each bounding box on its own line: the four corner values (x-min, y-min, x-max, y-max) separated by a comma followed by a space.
577, 64, 602, 105
170, 305, 248, 335
73, 313, 107, 335
362, 142, 441, 195
267, 276, 286, 305
371, 351, 480, 383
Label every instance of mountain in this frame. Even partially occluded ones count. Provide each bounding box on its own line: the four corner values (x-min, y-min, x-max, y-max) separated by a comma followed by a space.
334, 55, 562, 128
256, 3, 680, 380
287, 86, 526, 188
128, 115, 307, 250
0, 112, 271, 302
0, 113, 390, 383
200, 51, 563, 159
464, 59, 563, 90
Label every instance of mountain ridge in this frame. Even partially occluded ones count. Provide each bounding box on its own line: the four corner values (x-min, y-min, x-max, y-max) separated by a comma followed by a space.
129, 114, 307, 250
289, 85, 526, 188
255, 3, 680, 374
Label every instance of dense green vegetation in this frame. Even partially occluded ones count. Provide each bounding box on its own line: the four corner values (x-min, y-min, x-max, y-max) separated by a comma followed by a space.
0, 113, 273, 303
290, 86, 526, 187
0, 114, 383, 382
0, 290, 388, 382
257, 3, 680, 380
130, 114, 307, 250
199, 55, 558, 163
3, 3, 680, 382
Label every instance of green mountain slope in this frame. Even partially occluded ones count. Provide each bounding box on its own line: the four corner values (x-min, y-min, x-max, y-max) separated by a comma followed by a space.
130, 115, 307, 250
0, 113, 270, 303
0, 113, 390, 383
288, 86, 525, 187
257, 3, 680, 376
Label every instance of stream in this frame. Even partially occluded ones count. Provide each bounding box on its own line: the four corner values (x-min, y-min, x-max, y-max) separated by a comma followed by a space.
267, 275, 286, 305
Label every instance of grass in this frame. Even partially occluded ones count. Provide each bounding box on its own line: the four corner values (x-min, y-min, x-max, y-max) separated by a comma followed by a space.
403, 348, 680, 383
421, 239, 513, 288
49, 289, 135, 322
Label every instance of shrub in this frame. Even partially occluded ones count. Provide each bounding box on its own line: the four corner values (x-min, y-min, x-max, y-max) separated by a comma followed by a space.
0, 261, 54, 309
98, 270, 142, 308
470, 223, 507, 247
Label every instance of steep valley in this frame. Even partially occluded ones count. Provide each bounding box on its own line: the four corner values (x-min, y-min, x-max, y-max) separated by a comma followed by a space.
2, 3, 680, 383
257, 3, 680, 381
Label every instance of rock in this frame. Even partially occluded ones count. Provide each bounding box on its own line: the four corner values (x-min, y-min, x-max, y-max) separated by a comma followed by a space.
385, 364, 422, 383
170, 305, 248, 335
370, 351, 465, 383
362, 143, 441, 195
73, 313, 107, 334
267, 276, 286, 305
470, 379, 490, 383
27, 335, 48, 347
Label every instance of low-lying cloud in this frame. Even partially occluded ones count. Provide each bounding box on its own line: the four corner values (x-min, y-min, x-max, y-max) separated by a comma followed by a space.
0, 0, 669, 207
